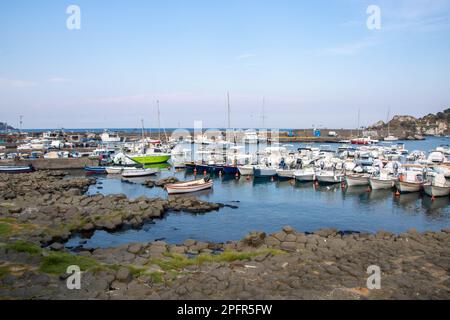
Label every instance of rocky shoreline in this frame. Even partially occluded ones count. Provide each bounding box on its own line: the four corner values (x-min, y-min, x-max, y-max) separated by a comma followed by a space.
0, 172, 449, 300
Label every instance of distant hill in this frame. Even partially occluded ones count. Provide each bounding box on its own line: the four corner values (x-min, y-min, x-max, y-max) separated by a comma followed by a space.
0, 122, 15, 131
368, 109, 450, 140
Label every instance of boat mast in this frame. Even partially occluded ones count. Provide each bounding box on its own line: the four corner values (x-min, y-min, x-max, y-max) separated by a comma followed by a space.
262, 97, 265, 129
227, 92, 231, 129
386, 108, 391, 137
157, 100, 161, 141
357, 108, 361, 137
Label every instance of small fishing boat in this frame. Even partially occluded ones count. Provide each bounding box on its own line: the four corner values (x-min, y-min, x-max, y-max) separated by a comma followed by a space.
369, 171, 396, 190
238, 165, 254, 176
253, 165, 277, 178
121, 168, 158, 178
424, 174, 450, 197
105, 166, 139, 174
165, 177, 213, 194
395, 171, 425, 193
84, 166, 107, 174
345, 173, 370, 187
276, 168, 295, 179
0, 165, 34, 174
316, 170, 344, 185
294, 167, 315, 182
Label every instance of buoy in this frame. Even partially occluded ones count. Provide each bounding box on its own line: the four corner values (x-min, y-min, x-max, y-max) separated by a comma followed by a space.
395, 190, 400, 197
271, 176, 274, 182
431, 196, 436, 201
366, 187, 371, 193
203, 170, 207, 175
235, 172, 239, 178
193, 168, 197, 173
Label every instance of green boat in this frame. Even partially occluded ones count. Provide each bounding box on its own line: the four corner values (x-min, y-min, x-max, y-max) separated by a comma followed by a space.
129, 153, 171, 165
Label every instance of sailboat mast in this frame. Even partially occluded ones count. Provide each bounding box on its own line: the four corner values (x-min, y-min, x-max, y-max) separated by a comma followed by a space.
157, 100, 161, 141
357, 108, 361, 137
141, 118, 145, 140
386, 108, 391, 136
262, 97, 265, 129
227, 92, 231, 129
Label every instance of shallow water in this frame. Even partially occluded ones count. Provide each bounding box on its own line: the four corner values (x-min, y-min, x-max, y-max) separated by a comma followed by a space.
66, 138, 450, 248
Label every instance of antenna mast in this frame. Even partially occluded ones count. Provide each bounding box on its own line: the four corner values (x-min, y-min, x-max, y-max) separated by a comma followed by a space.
157, 100, 161, 141
262, 97, 265, 129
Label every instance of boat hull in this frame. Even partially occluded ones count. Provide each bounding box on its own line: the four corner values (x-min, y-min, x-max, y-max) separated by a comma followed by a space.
294, 173, 315, 182
369, 178, 395, 190
253, 168, 277, 178
238, 166, 254, 176
84, 166, 107, 174
346, 175, 370, 186
424, 184, 450, 197
276, 169, 295, 179
122, 169, 158, 178
395, 181, 423, 193
166, 180, 213, 194
316, 174, 344, 185
130, 154, 171, 165
223, 166, 239, 175
0, 165, 34, 174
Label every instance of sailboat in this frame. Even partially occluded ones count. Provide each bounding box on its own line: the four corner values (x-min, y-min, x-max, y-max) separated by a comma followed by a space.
384, 108, 399, 141
128, 118, 171, 165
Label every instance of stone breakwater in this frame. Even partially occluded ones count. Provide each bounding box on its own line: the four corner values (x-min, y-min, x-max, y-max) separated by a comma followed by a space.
0, 172, 449, 300
0, 172, 223, 245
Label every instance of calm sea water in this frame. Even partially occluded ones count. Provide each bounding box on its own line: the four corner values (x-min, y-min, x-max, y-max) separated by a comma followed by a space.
66, 137, 450, 248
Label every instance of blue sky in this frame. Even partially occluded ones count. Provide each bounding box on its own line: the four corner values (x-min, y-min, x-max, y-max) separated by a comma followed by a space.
1, 0, 450, 129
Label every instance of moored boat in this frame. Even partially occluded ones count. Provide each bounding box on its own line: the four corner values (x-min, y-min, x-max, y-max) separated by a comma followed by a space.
316, 170, 344, 185
276, 168, 295, 179
423, 174, 450, 197
294, 167, 315, 182
369, 171, 396, 190
165, 177, 213, 194
238, 165, 254, 176
105, 166, 139, 174
84, 166, 107, 174
121, 168, 158, 178
253, 166, 277, 178
345, 173, 370, 186
223, 165, 239, 175
395, 171, 424, 193
0, 165, 34, 174
128, 153, 171, 165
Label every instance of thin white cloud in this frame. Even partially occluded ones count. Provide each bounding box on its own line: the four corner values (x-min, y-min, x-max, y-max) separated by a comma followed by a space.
47, 77, 72, 84
0, 78, 37, 88
236, 53, 256, 60
319, 38, 380, 56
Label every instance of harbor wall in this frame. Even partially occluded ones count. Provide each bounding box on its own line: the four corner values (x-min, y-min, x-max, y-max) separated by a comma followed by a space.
0, 157, 98, 170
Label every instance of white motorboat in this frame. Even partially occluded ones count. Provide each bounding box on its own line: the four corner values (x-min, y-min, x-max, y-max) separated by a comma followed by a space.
423, 174, 450, 197
316, 170, 344, 185
165, 178, 213, 194
276, 168, 295, 179
238, 165, 254, 176
395, 171, 425, 193
345, 173, 370, 186
369, 171, 396, 190
253, 165, 277, 178
106, 166, 139, 174
121, 168, 158, 178
384, 135, 399, 142
294, 167, 316, 182
427, 151, 446, 164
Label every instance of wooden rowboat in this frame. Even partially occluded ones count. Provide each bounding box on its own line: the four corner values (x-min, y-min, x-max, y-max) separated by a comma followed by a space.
165, 178, 213, 194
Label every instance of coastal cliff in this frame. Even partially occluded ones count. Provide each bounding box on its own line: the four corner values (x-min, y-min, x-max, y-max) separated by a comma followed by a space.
368, 109, 450, 140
